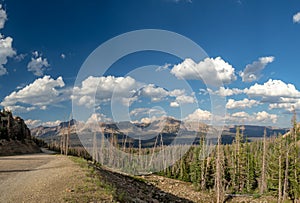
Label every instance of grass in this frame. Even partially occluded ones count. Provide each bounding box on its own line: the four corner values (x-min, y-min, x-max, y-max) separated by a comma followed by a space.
64, 156, 116, 203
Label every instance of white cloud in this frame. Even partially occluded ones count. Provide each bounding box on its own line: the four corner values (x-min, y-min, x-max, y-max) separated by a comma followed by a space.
15, 53, 26, 62
61, 53, 66, 59
269, 99, 300, 112
174, 94, 195, 104
138, 84, 195, 104
27, 52, 50, 76
155, 63, 171, 72
184, 108, 212, 121
0, 66, 6, 75
168, 88, 195, 105
130, 107, 165, 117
0, 5, 7, 29
208, 87, 244, 97
5, 105, 36, 113
169, 89, 186, 97
255, 111, 277, 123
293, 12, 300, 23
129, 107, 166, 123
0, 35, 16, 76
72, 75, 196, 109
72, 76, 139, 108
228, 110, 277, 124
239, 56, 274, 82
1, 75, 66, 112
244, 79, 300, 99
32, 51, 39, 58
170, 57, 237, 86
140, 84, 169, 102
226, 98, 260, 109
231, 111, 250, 118
170, 101, 180, 107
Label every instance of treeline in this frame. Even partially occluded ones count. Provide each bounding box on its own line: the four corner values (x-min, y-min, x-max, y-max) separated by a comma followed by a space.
158, 113, 300, 202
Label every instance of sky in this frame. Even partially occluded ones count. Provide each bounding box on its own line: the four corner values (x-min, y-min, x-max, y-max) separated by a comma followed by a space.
0, 0, 300, 128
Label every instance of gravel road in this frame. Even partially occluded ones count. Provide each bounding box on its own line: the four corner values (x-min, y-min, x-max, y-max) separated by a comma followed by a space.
0, 150, 86, 203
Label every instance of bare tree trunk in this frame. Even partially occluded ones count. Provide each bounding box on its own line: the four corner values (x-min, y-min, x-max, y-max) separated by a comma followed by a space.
60, 133, 65, 155
65, 120, 70, 156
278, 138, 282, 203
283, 136, 289, 201
260, 128, 267, 194
292, 108, 298, 200
100, 131, 105, 165
200, 133, 206, 190
149, 133, 159, 167
215, 134, 223, 203
7, 112, 11, 137
92, 131, 97, 162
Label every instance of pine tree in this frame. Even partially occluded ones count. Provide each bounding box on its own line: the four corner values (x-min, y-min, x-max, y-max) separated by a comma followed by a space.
190, 146, 201, 188
288, 107, 300, 201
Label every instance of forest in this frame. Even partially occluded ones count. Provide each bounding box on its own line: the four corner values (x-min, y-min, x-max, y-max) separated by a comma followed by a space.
48, 111, 300, 203
157, 111, 300, 203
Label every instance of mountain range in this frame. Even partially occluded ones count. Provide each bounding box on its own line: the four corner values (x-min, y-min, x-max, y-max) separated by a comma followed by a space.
30, 117, 289, 147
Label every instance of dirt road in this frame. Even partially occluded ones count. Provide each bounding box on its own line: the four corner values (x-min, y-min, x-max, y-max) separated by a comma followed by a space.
0, 150, 89, 203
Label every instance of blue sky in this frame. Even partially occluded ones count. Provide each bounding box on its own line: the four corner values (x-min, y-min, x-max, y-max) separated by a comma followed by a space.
0, 0, 300, 128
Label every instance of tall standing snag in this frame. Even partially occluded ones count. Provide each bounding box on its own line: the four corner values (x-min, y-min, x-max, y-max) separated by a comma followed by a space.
260, 128, 267, 194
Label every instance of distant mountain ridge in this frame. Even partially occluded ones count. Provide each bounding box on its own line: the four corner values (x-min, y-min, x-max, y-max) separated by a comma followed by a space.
31, 117, 289, 146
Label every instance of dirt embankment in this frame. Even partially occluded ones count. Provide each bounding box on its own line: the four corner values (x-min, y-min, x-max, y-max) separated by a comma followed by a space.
0, 139, 41, 156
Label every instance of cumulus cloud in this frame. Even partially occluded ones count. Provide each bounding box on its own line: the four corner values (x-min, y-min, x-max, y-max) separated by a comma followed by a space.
255, 111, 277, 123
61, 53, 66, 59
72, 76, 139, 108
130, 108, 166, 117
1, 75, 66, 112
27, 52, 50, 76
0, 35, 16, 76
0, 5, 7, 29
226, 98, 260, 109
208, 87, 244, 97
155, 63, 171, 72
228, 111, 277, 124
184, 108, 212, 121
293, 12, 300, 23
170, 101, 180, 107
73, 75, 197, 109
269, 100, 300, 112
231, 111, 250, 119
15, 53, 26, 62
129, 107, 167, 124
244, 79, 300, 99
139, 84, 169, 102
170, 57, 237, 86
239, 56, 274, 82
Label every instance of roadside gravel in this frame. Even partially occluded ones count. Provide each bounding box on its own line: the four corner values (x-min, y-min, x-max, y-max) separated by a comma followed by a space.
0, 152, 102, 203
